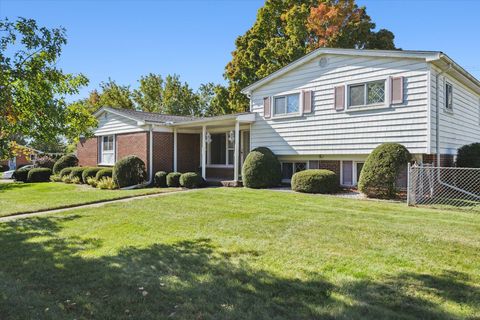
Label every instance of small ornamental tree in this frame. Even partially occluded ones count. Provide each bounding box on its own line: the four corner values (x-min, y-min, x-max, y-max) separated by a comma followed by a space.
112, 155, 147, 188
456, 143, 480, 168
53, 154, 79, 174
358, 143, 411, 199
242, 147, 281, 189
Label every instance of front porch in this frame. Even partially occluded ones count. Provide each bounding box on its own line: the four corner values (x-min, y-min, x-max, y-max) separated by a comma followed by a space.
171, 113, 255, 184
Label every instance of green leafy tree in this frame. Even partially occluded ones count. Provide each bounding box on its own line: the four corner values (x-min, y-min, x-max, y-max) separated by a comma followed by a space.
0, 17, 94, 159
29, 136, 67, 153
225, 0, 396, 111
162, 74, 200, 116
97, 79, 135, 109
197, 83, 232, 116
132, 73, 164, 112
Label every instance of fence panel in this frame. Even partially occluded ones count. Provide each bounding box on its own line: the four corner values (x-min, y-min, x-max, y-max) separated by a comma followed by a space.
407, 164, 480, 210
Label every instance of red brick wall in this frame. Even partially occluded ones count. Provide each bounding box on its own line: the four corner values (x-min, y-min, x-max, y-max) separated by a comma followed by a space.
116, 132, 149, 167
77, 137, 98, 167
318, 160, 341, 183
422, 154, 455, 167
152, 132, 173, 173
178, 133, 200, 173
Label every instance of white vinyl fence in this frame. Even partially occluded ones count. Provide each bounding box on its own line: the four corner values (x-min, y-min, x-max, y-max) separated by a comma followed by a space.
407, 164, 480, 210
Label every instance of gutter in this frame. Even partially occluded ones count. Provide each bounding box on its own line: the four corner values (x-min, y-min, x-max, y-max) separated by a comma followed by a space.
121, 125, 154, 190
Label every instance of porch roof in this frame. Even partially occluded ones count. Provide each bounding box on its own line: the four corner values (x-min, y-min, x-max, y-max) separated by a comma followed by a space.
171, 112, 255, 128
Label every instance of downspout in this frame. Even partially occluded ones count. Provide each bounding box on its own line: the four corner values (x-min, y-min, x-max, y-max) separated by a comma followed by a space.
121, 125, 154, 190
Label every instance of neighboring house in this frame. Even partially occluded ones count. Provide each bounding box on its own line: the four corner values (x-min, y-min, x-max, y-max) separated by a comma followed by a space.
77, 48, 480, 187
1, 145, 42, 170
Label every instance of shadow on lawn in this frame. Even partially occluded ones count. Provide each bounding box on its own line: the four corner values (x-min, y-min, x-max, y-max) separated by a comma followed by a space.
0, 216, 478, 319
0, 182, 30, 193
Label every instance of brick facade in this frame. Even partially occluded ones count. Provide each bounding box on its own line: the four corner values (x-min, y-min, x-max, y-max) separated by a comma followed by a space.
152, 132, 173, 173
177, 133, 200, 173
77, 137, 98, 167
309, 160, 341, 183
422, 154, 455, 167
116, 132, 149, 168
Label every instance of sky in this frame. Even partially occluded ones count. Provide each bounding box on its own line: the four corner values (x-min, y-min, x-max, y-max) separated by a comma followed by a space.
1, 0, 480, 102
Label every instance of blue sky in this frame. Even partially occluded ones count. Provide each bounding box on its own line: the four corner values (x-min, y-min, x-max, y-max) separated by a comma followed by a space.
1, 0, 479, 102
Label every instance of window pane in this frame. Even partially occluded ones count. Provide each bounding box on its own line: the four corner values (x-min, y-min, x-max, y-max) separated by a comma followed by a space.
356, 162, 364, 183
102, 153, 114, 165
282, 163, 293, 180
274, 97, 286, 114
367, 81, 385, 104
287, 94, 299, 113
103, 136, 114, 151
349, 85, 364, 106
295, 162, 307, 173
228, 150, 234, 165
210, 134, 226, 165
342, 161, 353, 186
446, 84, 453, 109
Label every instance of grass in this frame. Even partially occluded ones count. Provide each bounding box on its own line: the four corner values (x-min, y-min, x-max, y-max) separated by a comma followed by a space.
0, 188, 479, 319
0, 182, 178, 216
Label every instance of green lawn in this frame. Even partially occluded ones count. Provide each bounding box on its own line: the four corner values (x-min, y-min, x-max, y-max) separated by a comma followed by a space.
0, 188, 479, 319
0, 182, 178, 216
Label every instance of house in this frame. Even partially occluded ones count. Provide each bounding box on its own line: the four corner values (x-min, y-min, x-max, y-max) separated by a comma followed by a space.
77, 48, 480, 187
1, 145, 42, 170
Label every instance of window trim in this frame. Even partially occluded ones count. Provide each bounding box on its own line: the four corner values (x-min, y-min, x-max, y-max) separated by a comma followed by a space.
445, 81, 453, 112
340, 160, 364, 186
272, 92, 302, 118
347, 79, 387, 109
99, 135, 115, 166
207, 132, 235, 168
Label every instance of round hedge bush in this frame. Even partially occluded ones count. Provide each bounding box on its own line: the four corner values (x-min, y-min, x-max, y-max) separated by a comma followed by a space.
154, 171, 168, 188
179, 172, 204, 189
27, 168, 52, 182
166, 172, 181, 187
95, 168, 113, 180
82, 167, 103, 184
112, 155, 147, 188
456, 143, 480, 168
358, 143, 412, 199
291, 169, 339, 194
12, 167, 32, 182
69, 167, 86, 182
35, 155, 56, 169
53, 154, 78, 174
242, 147, 281, 189
59, 167, 74, 178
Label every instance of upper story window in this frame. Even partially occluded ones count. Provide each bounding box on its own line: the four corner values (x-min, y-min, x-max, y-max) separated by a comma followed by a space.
445, 82, 453, 111
101, 135, 115, 165
348, 80, 385, 107
274, 93, 299, 115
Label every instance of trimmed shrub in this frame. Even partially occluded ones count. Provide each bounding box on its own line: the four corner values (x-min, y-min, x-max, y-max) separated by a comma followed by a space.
27, 168, 52, 182
53, 154, 78, 174
358, 143, 412, 199
0, 164, 9, 172
86, 176, 97, 187
12, 167, 31, 182
59, 167, 74, 178
50, 174, 62, 182
69, 167, 86, 182
179, 172, 204, 189
166, 172, 181, 187
35, 155, 56, 169
112, 155, 147, 188
154, 171, 168, 188
291, 169, 338, 194
82, 167, 103, 184
96, 168, 113, 181
456, 143, 480, 168
242, 147, 281, 189
96, 177, 118, 190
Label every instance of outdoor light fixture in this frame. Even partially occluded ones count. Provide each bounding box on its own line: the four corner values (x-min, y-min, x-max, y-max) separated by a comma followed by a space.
228, 130, 235, 143
205, 132, 212, 144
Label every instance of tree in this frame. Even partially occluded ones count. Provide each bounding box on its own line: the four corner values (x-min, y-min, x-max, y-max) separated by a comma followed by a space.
97, 79, 135, 109
0, 17, 94, 159
225, 0, 396, 111
162, 74, 200, 116
29, 136, 67, 153
197, 83, 232, 116
132, 73, 164, 112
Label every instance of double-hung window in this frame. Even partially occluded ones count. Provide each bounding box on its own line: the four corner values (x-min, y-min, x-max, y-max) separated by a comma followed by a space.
274, 93, 300, 116
445, 82, 453, 111
101, 135, 115, 165
208, 132, 235, 166
348, 80, 385, 107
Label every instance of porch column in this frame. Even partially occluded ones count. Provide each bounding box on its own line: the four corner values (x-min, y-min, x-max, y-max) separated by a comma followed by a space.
234, 120, 240, 182
201, 125, 207, 179
173, 128, 178, 172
